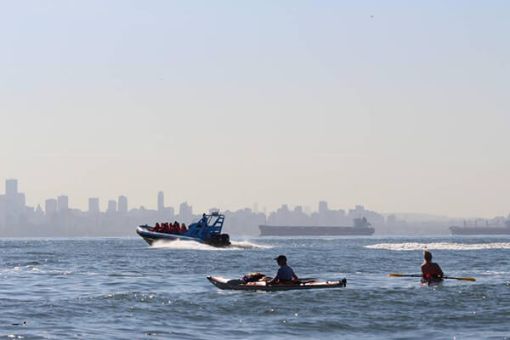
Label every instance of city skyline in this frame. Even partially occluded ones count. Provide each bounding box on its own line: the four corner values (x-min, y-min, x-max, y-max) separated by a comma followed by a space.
2, 177, 508, 220
1, 178, 509, 238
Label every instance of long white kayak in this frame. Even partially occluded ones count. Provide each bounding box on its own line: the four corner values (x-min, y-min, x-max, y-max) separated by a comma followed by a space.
207, 276, 347, 291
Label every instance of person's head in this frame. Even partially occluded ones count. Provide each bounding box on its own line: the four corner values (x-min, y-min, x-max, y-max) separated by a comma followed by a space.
274, 255, 287, 266
423, 250, 432, 263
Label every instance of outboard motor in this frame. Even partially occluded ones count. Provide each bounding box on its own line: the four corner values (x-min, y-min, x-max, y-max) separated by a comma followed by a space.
207, 233, 231, 247
221, 234, 230, 245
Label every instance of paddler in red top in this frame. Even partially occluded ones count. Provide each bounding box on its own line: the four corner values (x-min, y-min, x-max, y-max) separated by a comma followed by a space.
421, 250, 444, 285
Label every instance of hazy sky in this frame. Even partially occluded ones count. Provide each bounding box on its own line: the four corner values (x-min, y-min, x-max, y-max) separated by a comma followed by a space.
1, 1, 509, 217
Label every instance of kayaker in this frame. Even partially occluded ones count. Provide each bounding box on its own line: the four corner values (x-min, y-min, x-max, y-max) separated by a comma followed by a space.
268, 255, 298, 285
421, 250, 444, 284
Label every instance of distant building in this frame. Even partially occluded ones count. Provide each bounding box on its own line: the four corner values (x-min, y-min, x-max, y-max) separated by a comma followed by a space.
57, 195, 69, 212
118, 195, 128, 214
179, 201, 193, 223
45, 199, 57, 215
157, 191, 164, 212
318, 201, 328, 214
5, 179, 18, 196
0, 179, 27, 225
88, 198, 100, 214
107, 200, 117, 213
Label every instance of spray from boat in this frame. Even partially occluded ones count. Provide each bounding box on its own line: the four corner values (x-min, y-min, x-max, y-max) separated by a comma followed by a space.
365, 242, 510, 251
150, 239, 272, 250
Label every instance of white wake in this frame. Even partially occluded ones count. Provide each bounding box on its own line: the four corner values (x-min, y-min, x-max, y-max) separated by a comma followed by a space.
230, 240, 273, 249
365, 242, 510, 251
151, 239, 272, 250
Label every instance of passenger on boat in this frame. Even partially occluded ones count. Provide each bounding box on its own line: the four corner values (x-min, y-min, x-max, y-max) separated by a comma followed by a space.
154, 222, 161, 232
268, 255, 298, 285
421, 250, 444, 284
199, 214, 209, 238
172, 221, 180, 233
180, 223, 187, 234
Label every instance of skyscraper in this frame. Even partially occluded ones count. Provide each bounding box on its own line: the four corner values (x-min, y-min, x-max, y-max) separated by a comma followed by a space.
88, 198, 100, 214
179, 201, 193, 222
5, 179, 17, 196
45, 199, 57, 215
107, 200, 117, 213
318, 201, 328, 214
118, 195, 128, 214
57, 195, 69, 212
2, 179, 26, 222
157, 191, 164, 212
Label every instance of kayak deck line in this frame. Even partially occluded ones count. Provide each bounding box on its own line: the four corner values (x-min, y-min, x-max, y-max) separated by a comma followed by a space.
207, 276, 347, 291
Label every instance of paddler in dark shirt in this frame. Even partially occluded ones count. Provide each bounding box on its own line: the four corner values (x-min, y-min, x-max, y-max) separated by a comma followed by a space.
268, 255, 298, 285
421, 250, 444, 284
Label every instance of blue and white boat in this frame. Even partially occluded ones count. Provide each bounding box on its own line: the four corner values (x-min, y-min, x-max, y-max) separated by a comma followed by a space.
136, 212, 231, 247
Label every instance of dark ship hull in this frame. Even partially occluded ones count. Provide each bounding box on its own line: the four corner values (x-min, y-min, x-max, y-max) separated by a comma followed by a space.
450, 226, 510, 235
259, 225, 375, 236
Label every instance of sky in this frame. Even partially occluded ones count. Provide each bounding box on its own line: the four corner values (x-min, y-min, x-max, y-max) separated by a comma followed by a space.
1, 1, 509, 217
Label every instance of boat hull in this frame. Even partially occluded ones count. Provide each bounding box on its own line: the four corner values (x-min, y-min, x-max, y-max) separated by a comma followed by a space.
207, 276, 347, 291
136, 227, 230, 247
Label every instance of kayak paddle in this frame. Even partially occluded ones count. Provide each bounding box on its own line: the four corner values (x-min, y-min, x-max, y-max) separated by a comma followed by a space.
388, 273, 476, 282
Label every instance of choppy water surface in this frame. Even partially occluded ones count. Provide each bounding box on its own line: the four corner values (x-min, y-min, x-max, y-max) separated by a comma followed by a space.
1, 236, 509, 339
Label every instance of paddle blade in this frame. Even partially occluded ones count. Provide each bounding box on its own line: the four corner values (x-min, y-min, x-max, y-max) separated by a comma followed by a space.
445, 276, 476, 282
387, 273, 421, 278
388, 273, 404, 277
461, 277, 476, 282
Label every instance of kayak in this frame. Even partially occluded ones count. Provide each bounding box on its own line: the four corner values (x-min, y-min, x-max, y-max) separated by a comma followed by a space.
207, 276, 347, 291
421, 279, 443, 287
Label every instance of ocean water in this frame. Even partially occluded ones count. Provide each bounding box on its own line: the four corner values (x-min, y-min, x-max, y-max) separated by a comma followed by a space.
1, 236, 509, 339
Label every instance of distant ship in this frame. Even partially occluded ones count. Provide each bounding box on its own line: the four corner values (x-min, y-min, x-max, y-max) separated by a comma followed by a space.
259, 217, 375, 236
450, 220, 510, 235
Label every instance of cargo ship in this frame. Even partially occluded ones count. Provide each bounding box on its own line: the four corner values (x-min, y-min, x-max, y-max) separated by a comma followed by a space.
450, 220, 510, 235
259, 217, 375, 236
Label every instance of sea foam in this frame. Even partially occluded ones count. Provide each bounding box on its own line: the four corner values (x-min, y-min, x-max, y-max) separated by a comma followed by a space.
151, 239, 272, 251
365, 242, 510, 251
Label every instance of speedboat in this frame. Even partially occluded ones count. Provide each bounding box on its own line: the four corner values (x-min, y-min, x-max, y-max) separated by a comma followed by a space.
136, 212, 231, 247
207, 276, 347, 291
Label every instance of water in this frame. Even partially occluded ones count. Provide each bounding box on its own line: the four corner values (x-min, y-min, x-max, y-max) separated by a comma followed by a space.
1, 236, 509, 339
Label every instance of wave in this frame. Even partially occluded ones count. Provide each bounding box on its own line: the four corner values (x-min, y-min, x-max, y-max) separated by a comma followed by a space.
230, 240, 272, 249
151, 239, 272, 251
365, 242, 510, 251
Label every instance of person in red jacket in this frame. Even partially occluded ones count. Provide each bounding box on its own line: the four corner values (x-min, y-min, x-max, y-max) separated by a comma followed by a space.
172, 221, 180, 233
421, 250, 444, 284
